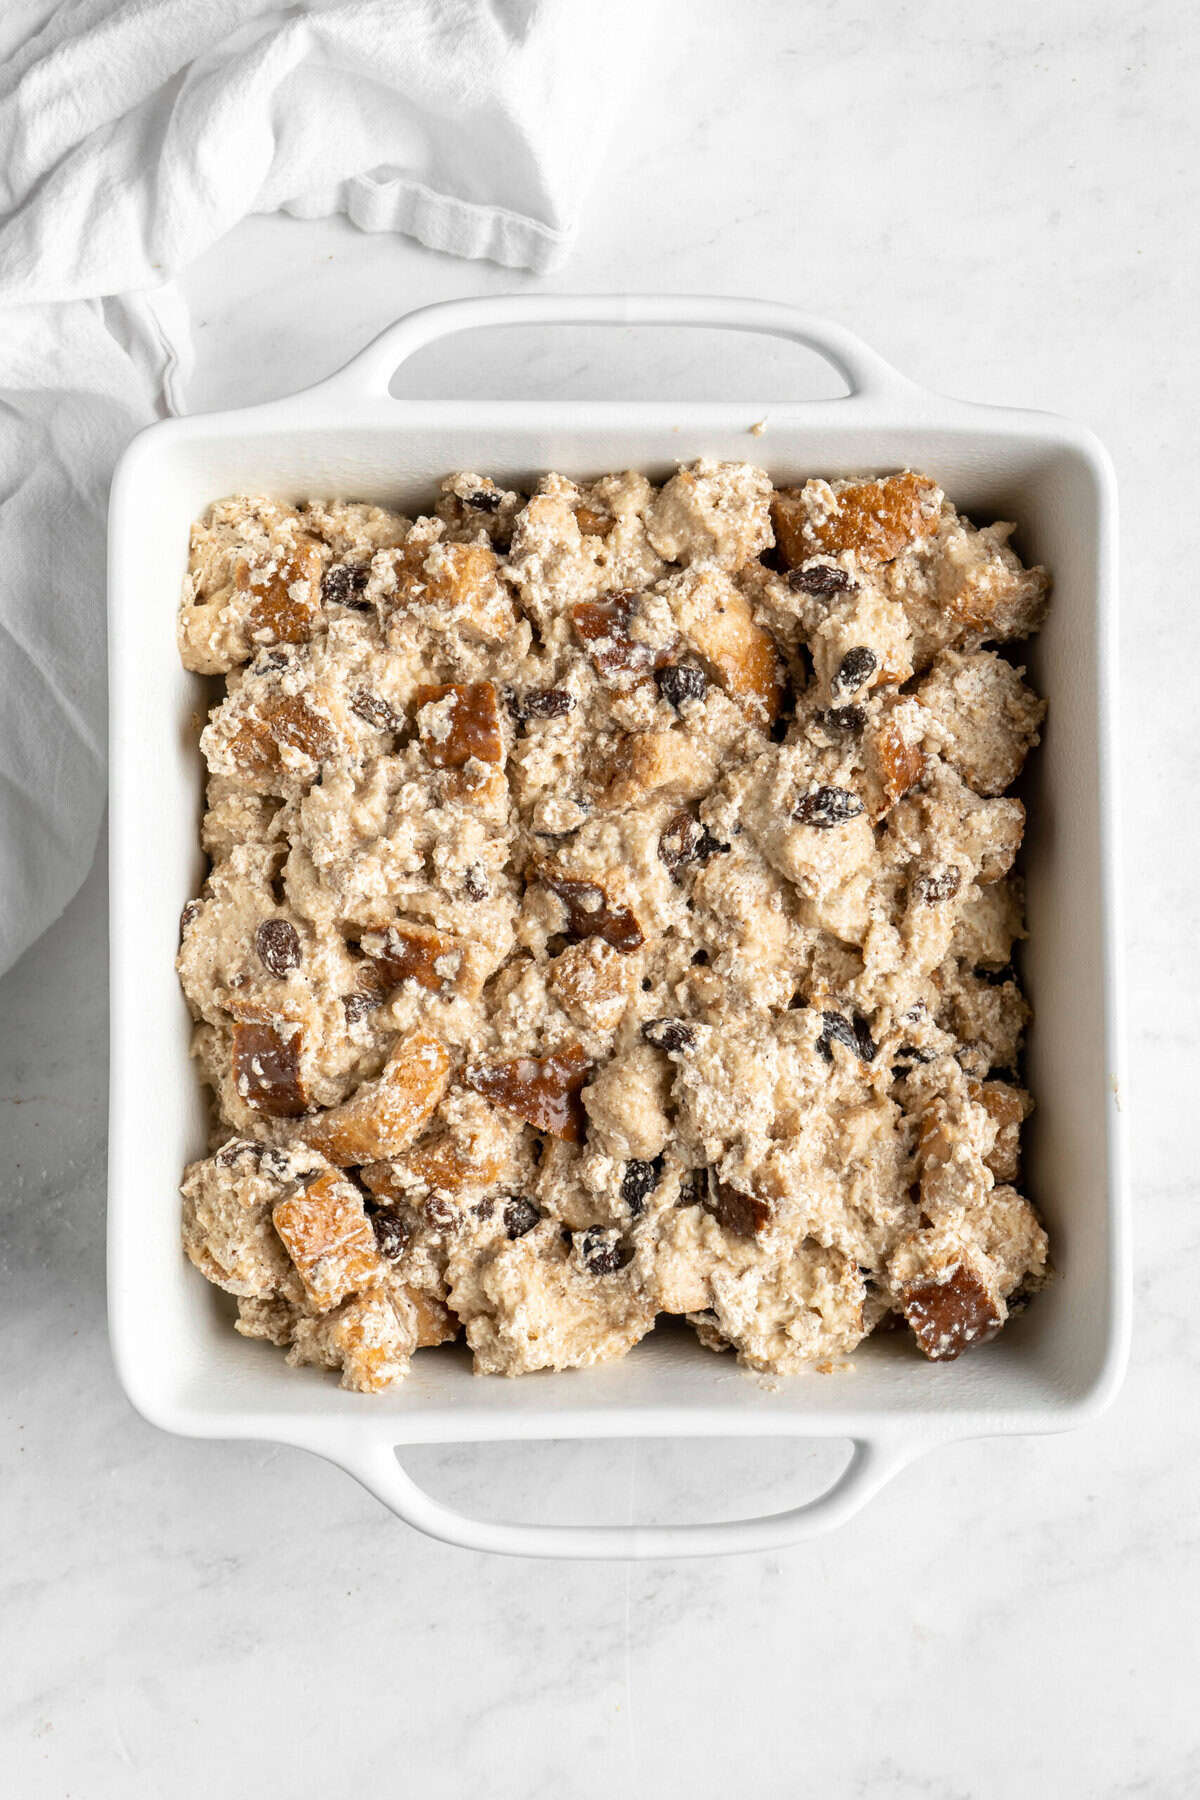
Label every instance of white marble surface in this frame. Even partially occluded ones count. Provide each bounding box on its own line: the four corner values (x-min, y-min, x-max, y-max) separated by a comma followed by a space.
3, 2, 1197, 1793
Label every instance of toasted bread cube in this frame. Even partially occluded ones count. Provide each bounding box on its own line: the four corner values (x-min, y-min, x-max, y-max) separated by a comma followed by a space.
772, 472, 940, 567
864, 707, 927, 818
359, 921, 481, 998
286, 1281, 452, 1390
535, 867, 644, 953
388, 540, 516, 645
208, 690, 338, 789
548, 938, 636, 1034
597, 727, 715, 810
667, 567, 781, 726
272, 1170, 383, 1312
464, 1043, 592, 1141
918, 650, 1045, 796
902, 1262, 1003, 1361
574, 502, 614, 538
646, 460, 773, 570
182, 1138, 319, 1297
181, 500, 323, 674
239, 536, 324, 648
970, 1078, 1032, 1184
414, 682, 503, 768
572, 590, 677, 682
301, 1029, 451, 1166
231, 1014, 307, 1117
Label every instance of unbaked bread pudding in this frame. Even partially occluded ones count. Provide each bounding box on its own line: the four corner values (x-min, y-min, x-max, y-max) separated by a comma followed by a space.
176, 462, 1051, 1391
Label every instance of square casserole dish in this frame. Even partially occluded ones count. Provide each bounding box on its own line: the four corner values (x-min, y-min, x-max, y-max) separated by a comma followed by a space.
108, 294, 1128, 1558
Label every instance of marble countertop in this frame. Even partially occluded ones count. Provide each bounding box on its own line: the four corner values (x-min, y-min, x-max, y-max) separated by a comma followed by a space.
3, 3, 1196, 1794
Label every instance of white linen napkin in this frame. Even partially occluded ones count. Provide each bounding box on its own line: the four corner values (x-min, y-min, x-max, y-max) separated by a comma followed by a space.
0, 0, 648, 972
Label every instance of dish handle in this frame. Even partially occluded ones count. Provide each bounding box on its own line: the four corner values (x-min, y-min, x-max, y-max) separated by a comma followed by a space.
336, 1435, 914, 1560
310, 293, 919, 406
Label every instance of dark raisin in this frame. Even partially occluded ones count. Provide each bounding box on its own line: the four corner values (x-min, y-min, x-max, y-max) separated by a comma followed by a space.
350, 688, 403, 733
463, 864, 489, 901
658, 811, 728, 875
816, 1010, 878, 1064
973, 963, 1016, 987
423, 1196, 459, 1232
834, 646, 878, 696
180, 899, 202, 938
370, 1206, 411, 1261
641, 1018, 695, 1053
342, 990, 382, 1025
656, 663, 708, 709
891, 1042, 936, 1078
503, 1196, 540, 1240
474, 1198, 495, 1221
621, 1157, 661, 1216
678, 1168, 711, 1208
787, 564, 855, 596
911, 866, 962, 905
792, 786, 864, 828
213, 1140, 291, 1177
521, 687, 576, 720
815, 705, 867, 734
214, 1137, 258, 1168
464, 488, 502, 512
579, 1226, 631, 1275
255, 918, 301, 977
322, 563, 371, 609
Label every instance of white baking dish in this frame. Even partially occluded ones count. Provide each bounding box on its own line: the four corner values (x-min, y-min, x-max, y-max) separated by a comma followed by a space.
107, 294, 1128, 1558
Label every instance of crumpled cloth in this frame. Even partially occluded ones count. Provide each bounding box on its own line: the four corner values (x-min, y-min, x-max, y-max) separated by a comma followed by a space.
0, 0, 647, 971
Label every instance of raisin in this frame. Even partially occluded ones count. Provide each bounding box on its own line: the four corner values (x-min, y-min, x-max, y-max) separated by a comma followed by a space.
463, 864, 489, 901
322, 563, 371, 609
621, 1157, 661, 1216
911, 866, 962, 905
255, 918, 301, 977
658, 811, 728, 875
703, 1178, 771, 1238
464, 488, 502, 512
423, 1196, 459, 1232
475, 1198, 495, 1221
680, 1167, 712, 1207
180, 899, 202, 938
641, 1017, 695, 1053
342, 989, 383, 1025
891, 1043, 935, 1078
816, 705, 867, 734
520, 688, 576, 720
816, 1011, 878, 1064
787, 564, 855, 596
656, 663, 708, 709
834, 646, 878, 695
579, 1226, 632, 1275
792, 786, 864, 828
503, 1196, 540, 1240
370, 1205, 411, 1261
215, 1137, 287, 1172
350, 688, 403, 733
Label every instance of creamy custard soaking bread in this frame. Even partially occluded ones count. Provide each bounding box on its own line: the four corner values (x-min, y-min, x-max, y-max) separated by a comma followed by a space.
176, 461, 1051, 1391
